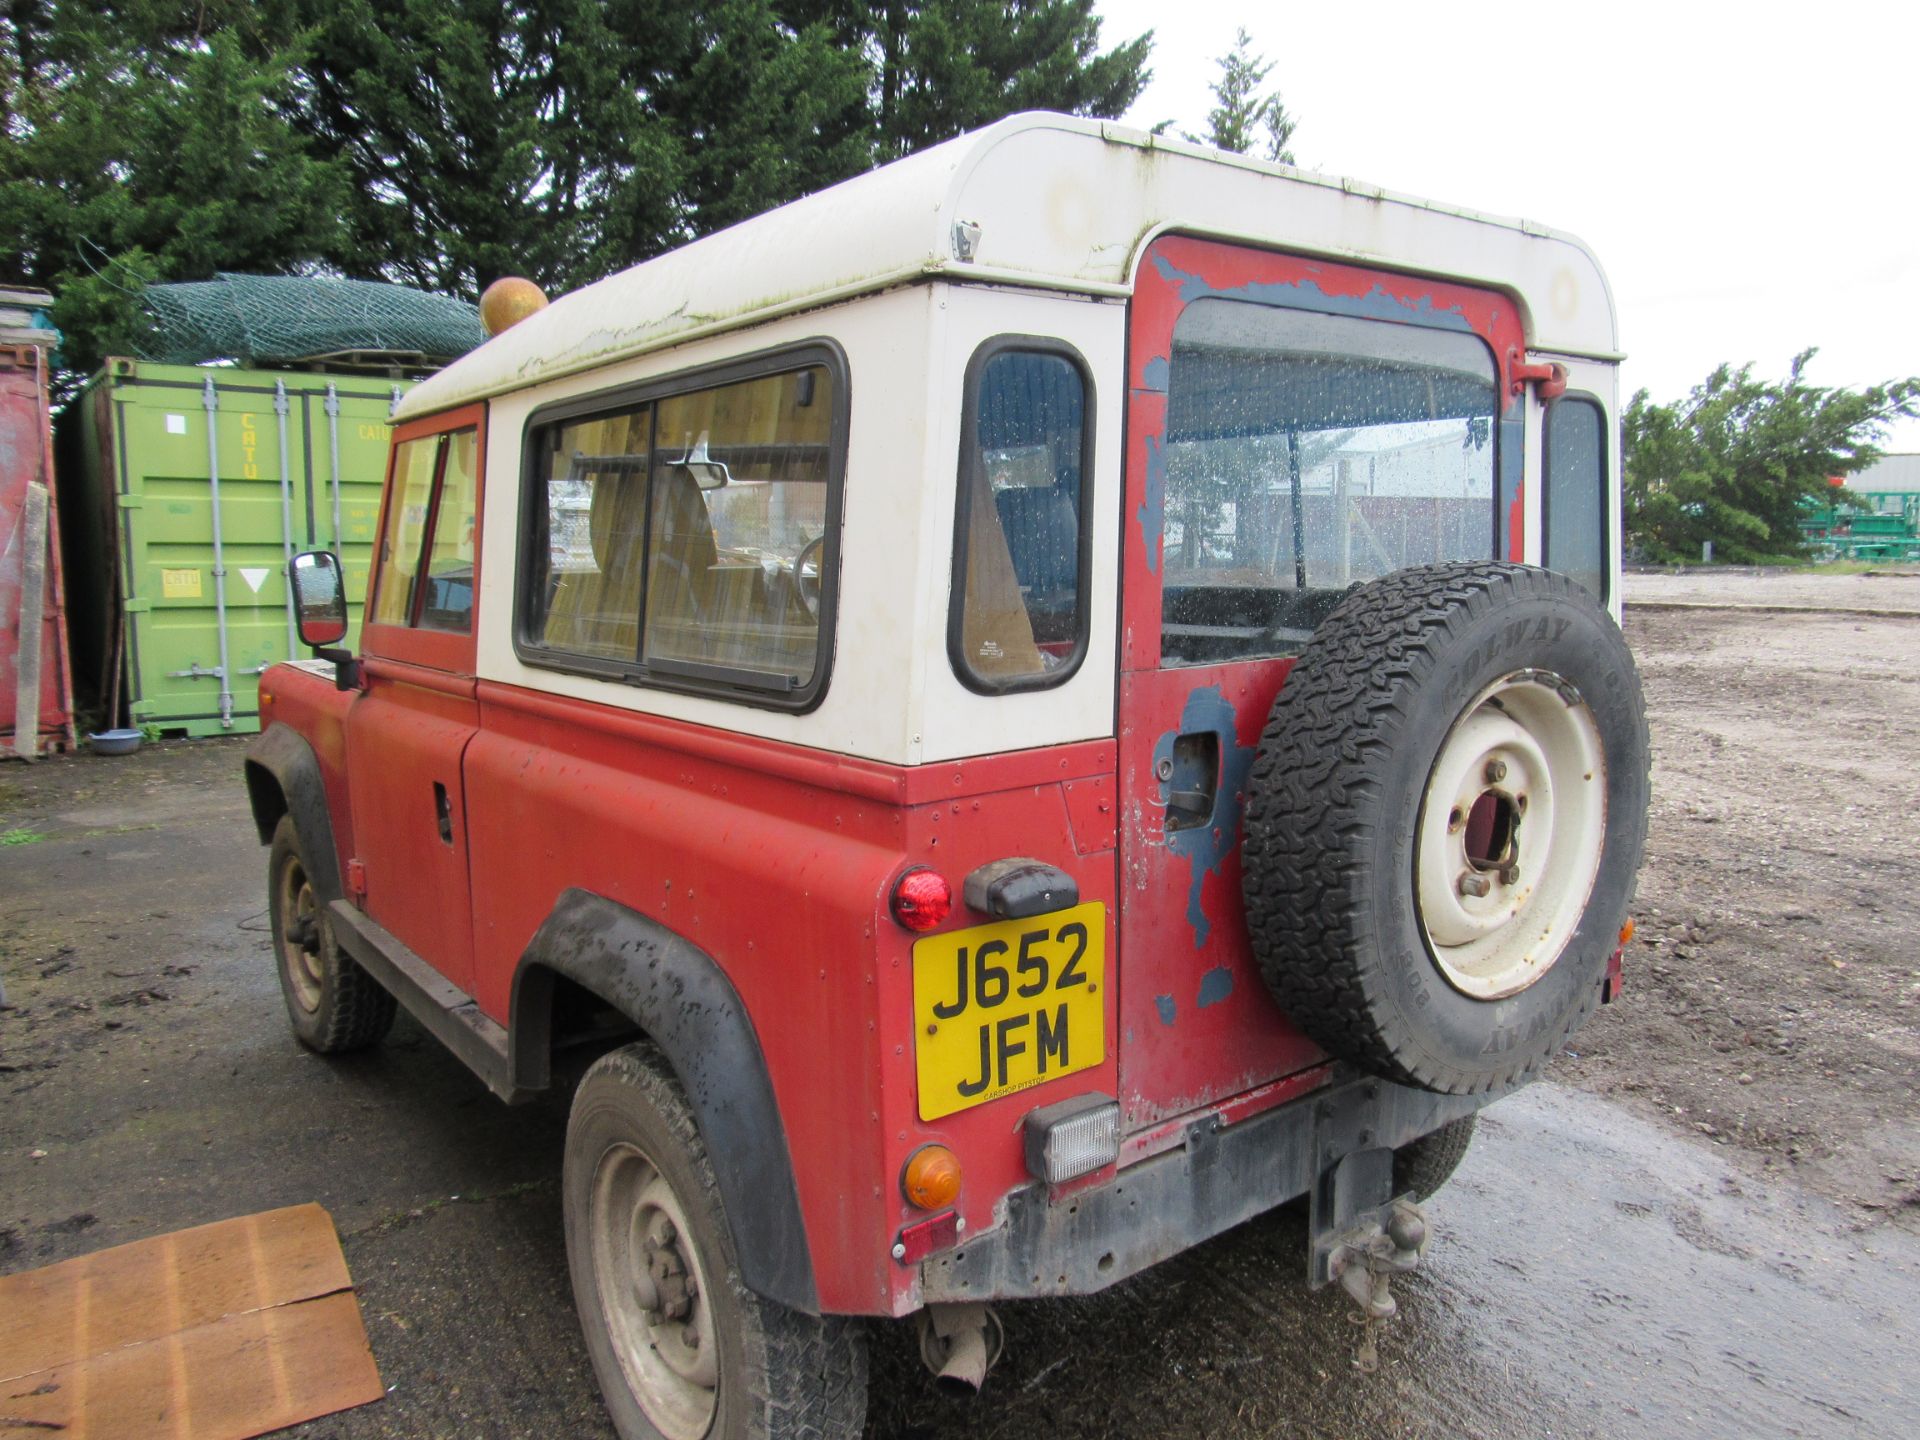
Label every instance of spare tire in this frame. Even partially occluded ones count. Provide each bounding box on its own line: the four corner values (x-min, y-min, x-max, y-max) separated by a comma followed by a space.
1242, 562, 1648, 1094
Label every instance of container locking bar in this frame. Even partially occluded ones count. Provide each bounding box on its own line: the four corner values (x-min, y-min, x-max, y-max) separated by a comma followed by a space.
201, 377, 234, 729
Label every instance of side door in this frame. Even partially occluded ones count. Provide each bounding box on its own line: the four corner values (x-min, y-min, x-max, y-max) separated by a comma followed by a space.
345, 406, 485, 994
1115, 235, 1528, 1132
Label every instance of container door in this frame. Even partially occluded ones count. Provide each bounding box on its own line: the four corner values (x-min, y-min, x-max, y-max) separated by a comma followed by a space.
1114, 235, 1527, 1132
345, 408, 484, 994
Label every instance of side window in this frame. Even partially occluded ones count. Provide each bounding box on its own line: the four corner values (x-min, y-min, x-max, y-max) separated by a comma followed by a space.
949, 341, 1092, 692
420, 429, 479, 631
520, 356, 841, 703
370, 436, 438, 626
371, 427, 480, 631
1160, 300, 1497, 664
1544, 396, 1608, 602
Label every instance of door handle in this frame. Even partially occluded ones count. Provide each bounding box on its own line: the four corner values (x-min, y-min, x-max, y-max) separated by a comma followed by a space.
1162, 732, 1221, 833
433, 782, 453, 844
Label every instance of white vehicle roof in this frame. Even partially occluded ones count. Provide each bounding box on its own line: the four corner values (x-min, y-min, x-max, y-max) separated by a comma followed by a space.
399, 112, 1618, 421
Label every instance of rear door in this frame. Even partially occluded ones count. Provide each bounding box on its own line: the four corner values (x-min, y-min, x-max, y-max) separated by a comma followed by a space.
345, 407, 484, 994
1115, 235, 1527, 1131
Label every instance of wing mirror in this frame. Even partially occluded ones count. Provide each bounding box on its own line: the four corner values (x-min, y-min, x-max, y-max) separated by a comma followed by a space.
288, 550, 360, 690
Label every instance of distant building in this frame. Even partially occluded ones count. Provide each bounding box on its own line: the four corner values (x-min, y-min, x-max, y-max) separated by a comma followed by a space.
1853, 453, 1920, 493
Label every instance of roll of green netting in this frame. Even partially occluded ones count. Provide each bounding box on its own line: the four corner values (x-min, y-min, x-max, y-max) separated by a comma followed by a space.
139, 273, 487, 367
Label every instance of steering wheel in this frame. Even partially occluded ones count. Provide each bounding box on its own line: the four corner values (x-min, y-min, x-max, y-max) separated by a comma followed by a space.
790, 534, 826, 620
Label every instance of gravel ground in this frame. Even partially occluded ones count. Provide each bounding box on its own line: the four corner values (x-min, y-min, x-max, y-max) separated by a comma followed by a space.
1557, 571, 1920, 1222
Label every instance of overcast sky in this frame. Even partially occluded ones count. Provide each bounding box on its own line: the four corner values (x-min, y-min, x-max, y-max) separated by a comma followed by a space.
1094, 0, 1920, 452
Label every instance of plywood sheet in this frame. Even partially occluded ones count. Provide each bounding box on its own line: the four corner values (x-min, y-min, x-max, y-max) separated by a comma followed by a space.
0, 1203, 383, 1439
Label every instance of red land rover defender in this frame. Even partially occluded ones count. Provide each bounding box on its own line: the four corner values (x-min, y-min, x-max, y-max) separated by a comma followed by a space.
247, 114, 1647, 1439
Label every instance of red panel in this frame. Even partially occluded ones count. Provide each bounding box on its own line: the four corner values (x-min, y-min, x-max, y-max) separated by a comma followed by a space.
1114, 235, 1529, 1132
0, 345, 75, 753
346, 658, 479, 992
256, 662, 358, 879
463, 679, 1119, 1316
1061, 774, 1118, 855
1115, 663, 1324, 1127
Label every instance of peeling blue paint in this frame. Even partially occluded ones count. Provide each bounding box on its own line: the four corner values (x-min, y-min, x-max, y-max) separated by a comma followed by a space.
1150, 252, 1476, 334
1196, 966, 1234, 1008
1151, 685, 1258, 948
1137, 432, 1166, 574
1141, 355, 1170, 393
1154, 993, 1177, 1026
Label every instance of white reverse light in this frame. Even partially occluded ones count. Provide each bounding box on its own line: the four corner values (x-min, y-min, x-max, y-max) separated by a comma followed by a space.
1024, 1095, 1120, 1185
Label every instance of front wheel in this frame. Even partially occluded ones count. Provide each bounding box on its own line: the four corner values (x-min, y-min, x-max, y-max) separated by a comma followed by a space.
267, 815, 395, 1053
563, 1043, 868, 1440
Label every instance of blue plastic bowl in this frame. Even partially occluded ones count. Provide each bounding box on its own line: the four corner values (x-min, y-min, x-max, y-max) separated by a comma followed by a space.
89, 728, 144, 756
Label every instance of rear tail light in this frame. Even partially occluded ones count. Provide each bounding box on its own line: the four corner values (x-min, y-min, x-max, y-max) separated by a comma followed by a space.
1024, 1093, 1120, 1185
890, 867, 952, 932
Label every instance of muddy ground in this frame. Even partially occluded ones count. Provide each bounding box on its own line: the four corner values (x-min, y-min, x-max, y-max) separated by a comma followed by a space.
3, 570, 1917, 1438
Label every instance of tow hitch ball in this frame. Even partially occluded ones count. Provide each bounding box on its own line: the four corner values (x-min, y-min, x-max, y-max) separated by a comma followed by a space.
1326, 1198, 1429, 1371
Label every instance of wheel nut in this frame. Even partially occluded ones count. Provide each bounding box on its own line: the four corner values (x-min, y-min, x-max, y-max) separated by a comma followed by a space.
1458, 872, 1491, 898
685, 1326, 700, 1349
1499, 863, 1520, 886
1484, 759, 1507, 783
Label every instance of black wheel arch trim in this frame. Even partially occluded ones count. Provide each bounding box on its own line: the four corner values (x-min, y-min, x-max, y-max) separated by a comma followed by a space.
511, 887, 819, 1315
244, 725, 343, 904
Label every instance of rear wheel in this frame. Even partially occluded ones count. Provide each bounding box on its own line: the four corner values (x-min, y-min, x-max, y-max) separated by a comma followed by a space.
267, 815, 395, 1053
563, 1043, 868, 1440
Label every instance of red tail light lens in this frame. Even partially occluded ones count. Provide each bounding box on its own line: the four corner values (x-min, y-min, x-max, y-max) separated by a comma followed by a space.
890, 868, 951, 932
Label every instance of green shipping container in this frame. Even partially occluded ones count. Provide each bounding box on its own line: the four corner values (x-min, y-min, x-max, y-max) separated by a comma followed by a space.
65, 360, 415, 736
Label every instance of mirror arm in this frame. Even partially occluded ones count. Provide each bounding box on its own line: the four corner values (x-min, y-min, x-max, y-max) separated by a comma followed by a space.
315, 646, 361, 692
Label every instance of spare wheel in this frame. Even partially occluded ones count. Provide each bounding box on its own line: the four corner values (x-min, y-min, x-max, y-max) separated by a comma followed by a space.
1241, 562, 1649, 1094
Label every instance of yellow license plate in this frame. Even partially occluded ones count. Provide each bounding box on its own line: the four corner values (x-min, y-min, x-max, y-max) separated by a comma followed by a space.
912, 902, 1106, 1121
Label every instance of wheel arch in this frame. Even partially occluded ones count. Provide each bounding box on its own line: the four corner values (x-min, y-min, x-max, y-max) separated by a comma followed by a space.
510, 888, 819, 1315
244, 725, 343, 904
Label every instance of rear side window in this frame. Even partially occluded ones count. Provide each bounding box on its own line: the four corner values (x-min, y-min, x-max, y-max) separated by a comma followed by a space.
519, 352, 843, 706
1544, 396, 1608, 602
371, 427, 479, 632
949, 339, 1093, 692
1160, 300, 1497, 664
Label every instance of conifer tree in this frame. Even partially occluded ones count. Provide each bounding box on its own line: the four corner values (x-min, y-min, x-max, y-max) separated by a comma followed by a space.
1189, 26, 1295, 164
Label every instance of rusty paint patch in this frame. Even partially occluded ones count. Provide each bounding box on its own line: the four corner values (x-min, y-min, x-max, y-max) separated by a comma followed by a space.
1140, 354, 1170, 393
1196, 966, 1234, 1008
1150, 685, 1257, 948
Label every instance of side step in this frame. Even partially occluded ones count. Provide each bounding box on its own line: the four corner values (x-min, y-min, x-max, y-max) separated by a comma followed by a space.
327, 900, 526, 1101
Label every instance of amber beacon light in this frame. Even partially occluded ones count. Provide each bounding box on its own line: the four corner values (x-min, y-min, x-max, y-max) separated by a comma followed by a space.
479, 276, 549, 337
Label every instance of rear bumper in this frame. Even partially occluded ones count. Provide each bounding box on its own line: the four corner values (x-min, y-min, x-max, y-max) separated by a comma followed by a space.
918, 1071, 1483, 1302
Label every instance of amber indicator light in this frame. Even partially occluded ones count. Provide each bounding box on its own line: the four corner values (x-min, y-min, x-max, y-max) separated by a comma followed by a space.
902, 1144, 963, 1210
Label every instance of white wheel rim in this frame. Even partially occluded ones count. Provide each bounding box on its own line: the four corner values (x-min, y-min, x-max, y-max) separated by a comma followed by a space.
1414, 669, 1607, 1000
590, 1142, 718, 1440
